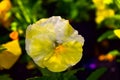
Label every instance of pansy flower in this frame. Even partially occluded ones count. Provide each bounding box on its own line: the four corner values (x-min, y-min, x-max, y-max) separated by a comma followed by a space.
25, 16, 84, 72
95, 8, 115, 24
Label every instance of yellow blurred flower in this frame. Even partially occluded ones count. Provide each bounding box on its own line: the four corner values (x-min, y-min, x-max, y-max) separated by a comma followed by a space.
93, 0, 114, 24
114, 29, 120, 38
0, 40, 21, 69
92, 0, 113, 9
92, 0, 106, 9
95, 9, 115, 24
0, 0, 12, 27
25, 16, 84, 72
103, 0, 113, 4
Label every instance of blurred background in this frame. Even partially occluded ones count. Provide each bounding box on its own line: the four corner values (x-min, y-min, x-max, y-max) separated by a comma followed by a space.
0, 0, 120, 80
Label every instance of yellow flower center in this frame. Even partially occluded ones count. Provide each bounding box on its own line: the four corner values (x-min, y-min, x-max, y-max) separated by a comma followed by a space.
55, 45, 64, 54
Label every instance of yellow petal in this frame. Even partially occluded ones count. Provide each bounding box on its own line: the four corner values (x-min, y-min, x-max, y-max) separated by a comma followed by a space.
44, 53, 68, 72
96, 9, 115, 24
103, 0, 113, 4
114, 29, 120, 38
2, 40, 21, 56
0, 0, 11, 13
0, 40, 21, 69
95, 16, 104, 24
26, 35, 54, 68
0, 0, 12, 27
44, 41, 83, 72
92, 0, 113, 9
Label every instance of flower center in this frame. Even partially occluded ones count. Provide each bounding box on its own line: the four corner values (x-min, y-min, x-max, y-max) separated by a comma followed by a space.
55, 45, 64, 53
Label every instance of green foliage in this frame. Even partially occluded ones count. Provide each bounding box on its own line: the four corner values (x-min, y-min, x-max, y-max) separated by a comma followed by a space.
96, 0, 120, 66
27, 75, 77, 80
102, 16, 120, 29
96, 0, 120, 42
10, 0, 47, 33
9, 0, 93, 36
109, 50, 120, 56
45, 0, 92, 21
87, 67, 107, 80
97, 30, 116, 42
115, 0, 120, 9
0, 74, 13, 80
116, 59, 120, 62
27, 68, 84, 80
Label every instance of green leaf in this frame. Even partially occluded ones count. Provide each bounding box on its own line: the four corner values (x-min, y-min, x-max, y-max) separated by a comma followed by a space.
17, 0, 31, 23
109, 50, 120, 56
39, 68, 55, 76
26, 77, 46, 80
27, 67, 85, 80
115, 0, 120, 9
0, 74, 13, 80
112, 15, 120, 20
0, 45, 7, 53
102, 16, 120, 29
38, 68, 62, 80
116, 59, 120, 62
31, 0, 42, 22
63, 68, 84, 80
26, 75, 60, 80
68, 75, 78, 80
87, 67, 107, 80
97, 30, 116, 42
11, 22, 18, 31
